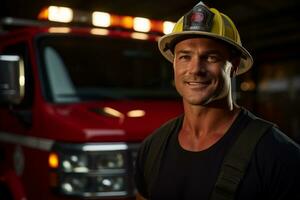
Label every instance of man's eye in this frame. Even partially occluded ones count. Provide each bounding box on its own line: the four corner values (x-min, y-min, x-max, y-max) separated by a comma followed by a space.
179, 55, 190, 60
207, 55, 219, 63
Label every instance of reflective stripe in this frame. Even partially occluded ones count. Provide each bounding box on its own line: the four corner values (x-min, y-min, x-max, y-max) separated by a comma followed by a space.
0, 131, 54, 151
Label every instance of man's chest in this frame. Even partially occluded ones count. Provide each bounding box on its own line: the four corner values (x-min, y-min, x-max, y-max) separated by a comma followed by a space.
151, 135, 225, 199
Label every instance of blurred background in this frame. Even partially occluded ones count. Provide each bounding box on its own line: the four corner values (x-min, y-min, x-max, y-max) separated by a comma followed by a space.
1, 0, 300, 142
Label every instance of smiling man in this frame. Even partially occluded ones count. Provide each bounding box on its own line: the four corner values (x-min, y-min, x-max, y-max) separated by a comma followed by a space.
135, 2, 300, 200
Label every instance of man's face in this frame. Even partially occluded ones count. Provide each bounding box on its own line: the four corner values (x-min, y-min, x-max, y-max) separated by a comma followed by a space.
173, 37, 236, 106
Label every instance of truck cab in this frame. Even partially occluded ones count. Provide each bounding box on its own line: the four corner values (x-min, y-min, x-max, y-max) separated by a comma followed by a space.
0, 6, 182, 200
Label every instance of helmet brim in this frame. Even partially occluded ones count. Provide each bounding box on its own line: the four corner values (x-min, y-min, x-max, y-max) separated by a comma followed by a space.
158, 31, 253, 75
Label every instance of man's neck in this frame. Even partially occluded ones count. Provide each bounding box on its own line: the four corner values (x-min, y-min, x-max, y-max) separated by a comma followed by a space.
179, 101, 241, 151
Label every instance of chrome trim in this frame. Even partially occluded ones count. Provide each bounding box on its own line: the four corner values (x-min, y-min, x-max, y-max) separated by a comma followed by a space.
0, 131, 54, 151
18, 56, 25, 101
60, 169, 126, 174
82, 191, 127, 197
82, 143, 128, 151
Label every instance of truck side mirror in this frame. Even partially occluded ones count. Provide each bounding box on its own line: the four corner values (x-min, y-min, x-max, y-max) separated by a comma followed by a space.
0, 55, 25, 104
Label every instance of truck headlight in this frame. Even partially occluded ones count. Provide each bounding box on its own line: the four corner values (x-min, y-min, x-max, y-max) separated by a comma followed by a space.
96, 152, 124, 169
61, 153, 88, 172
96, 175, 125, 192
61, 174, 87, 194
49, 142, 137, 198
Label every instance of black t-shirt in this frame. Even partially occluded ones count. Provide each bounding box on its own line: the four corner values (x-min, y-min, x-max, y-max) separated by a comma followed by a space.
134, 108, 300, 199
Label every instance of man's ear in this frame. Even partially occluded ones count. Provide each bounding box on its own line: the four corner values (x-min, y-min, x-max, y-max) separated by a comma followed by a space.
230, 57, 241, 77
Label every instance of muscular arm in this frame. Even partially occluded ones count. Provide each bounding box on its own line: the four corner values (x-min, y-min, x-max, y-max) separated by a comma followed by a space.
136, 192, 147, 200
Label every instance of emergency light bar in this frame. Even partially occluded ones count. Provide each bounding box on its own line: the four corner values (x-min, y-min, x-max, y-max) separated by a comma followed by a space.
38, 6, 175, 34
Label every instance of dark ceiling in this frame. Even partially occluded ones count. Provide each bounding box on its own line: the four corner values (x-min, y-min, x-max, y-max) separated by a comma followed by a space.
1, 0, 300, 54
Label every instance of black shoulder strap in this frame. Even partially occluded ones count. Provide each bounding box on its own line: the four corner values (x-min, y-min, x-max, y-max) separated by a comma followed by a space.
210, 118, 274, 200
144, 116, 183, 196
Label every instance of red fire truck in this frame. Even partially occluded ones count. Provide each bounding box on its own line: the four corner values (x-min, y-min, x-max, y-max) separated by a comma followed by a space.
0, 6, 182, 200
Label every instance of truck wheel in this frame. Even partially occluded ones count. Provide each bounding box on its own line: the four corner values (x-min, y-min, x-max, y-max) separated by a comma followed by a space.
0, 183, 13, 200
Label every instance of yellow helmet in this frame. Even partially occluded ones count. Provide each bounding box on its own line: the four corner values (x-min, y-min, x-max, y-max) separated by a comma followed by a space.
158, 1, 253, 75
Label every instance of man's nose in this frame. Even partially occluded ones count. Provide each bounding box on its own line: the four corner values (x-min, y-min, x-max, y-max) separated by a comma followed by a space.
188, 57, 207, 75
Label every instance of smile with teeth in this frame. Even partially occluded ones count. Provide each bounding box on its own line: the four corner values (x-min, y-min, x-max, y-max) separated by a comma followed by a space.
186, 80, 210, 86
184, 80, 211, 90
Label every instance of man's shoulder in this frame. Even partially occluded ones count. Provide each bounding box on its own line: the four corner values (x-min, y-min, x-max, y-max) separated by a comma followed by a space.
244, 111, 300, 164
259, 126, 300, 158
236, 109, 300, 199
239, 108, 300, 160
139, 115, 183, 150
241, 107, 275, 126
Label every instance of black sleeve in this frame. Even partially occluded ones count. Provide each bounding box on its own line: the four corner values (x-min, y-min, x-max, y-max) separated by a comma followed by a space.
134, 140, 149, 198
262, 128, 300, 199
238, 127, 300, 199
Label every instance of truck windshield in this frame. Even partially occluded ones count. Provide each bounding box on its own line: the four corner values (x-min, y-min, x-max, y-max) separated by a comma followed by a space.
38, 34, 178, 103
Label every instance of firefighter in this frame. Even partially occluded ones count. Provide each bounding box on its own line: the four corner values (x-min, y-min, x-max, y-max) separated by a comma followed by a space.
134, 1, 300, 200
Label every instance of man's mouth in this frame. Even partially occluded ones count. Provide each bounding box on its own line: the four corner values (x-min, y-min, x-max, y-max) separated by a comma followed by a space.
186, 80, 211, 86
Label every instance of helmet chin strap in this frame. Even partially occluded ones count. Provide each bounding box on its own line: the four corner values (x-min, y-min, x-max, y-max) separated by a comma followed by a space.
203, 61, 234, 110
